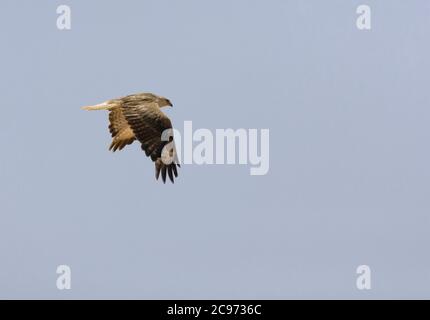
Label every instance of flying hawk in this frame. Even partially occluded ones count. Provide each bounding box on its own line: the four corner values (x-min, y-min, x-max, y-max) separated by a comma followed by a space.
82, 92, 180, 183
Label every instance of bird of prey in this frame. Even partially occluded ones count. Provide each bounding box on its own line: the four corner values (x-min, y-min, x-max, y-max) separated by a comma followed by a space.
82, 92, 180, 183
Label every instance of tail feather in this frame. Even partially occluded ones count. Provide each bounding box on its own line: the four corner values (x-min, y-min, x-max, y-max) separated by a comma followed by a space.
81, 102, 111, 111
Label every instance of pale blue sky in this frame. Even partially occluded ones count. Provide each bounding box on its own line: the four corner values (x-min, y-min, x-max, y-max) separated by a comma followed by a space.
0, 0, 429, 298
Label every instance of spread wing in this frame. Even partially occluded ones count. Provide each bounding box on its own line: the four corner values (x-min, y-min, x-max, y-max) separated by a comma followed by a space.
121, 104, 180, 183
108, 107, 136, 151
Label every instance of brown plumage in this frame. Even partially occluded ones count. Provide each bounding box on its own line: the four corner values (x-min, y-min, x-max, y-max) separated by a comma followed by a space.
82, 92, 180, 183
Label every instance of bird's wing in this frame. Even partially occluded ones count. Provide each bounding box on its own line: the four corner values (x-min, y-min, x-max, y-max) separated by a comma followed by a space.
121, 104, 180, 183
108, 107, 136, 151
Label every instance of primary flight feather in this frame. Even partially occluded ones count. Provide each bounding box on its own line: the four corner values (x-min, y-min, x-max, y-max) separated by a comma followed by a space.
82, 92, 180, 183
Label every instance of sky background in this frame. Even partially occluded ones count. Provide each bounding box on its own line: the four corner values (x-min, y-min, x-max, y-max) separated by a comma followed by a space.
0, 0, 429, 299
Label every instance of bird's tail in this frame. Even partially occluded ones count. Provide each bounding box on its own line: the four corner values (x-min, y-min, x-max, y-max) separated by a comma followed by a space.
81, 102, 112, 111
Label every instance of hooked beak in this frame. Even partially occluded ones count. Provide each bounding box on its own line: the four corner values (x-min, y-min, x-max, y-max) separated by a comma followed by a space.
167, 99, 173, 107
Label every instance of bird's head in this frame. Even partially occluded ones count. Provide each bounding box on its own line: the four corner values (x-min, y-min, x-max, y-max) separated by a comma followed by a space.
121, 93, 173, 108
156, 96, 173, 108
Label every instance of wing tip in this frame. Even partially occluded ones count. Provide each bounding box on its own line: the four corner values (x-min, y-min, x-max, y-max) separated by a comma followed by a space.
155, 160, 178, 184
